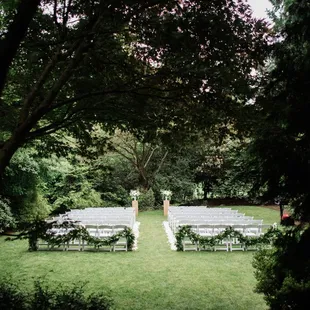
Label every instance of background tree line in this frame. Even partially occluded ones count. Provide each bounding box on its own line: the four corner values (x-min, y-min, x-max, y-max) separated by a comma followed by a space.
1, 0, 266, 219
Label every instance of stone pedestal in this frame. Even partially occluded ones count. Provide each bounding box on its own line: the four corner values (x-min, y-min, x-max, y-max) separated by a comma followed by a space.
163, 199, 170, 216
132, 200, 138, 216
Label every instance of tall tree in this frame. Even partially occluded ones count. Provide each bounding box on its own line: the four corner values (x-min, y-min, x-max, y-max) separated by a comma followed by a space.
110, 131, 168, 190
247, 0, 310, 221
0, 0, 41, 97
0, 0, 268, 179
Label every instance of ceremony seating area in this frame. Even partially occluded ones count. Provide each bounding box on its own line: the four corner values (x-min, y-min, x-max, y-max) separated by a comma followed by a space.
167, 206, 272, 251
64, 207, 136, 228
38, 207, 137, 252
1, 208, 281, 309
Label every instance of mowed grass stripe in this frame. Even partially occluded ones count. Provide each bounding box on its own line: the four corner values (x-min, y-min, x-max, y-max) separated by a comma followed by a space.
0, 207, 278, 309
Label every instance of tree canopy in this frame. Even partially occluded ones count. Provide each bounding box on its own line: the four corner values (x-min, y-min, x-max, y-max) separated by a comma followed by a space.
245, 0, 310, 220
0, 0, 268, 178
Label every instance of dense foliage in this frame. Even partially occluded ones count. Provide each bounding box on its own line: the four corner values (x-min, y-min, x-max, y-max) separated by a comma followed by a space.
246, 0, 310, 221
253, 226, 310, 310
247, 2, 310, 306
0, 279, 113, 310
0, 196, 16, 233
138, 188, 156, 211
0, 0, 268, 178
1, 148, 51, 222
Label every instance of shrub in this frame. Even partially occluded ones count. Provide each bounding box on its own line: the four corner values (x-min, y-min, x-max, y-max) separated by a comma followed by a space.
53, 181, 103, 210
102, 185, 130, 207
139, 188, 155, 211
0, 281, 28, 310
32, 282, 113, 310
17, 191, 51, 225
281, 216, 295, 226
0, 197, 16, 233
0, 279, 114, 310
253, 226, 310, 310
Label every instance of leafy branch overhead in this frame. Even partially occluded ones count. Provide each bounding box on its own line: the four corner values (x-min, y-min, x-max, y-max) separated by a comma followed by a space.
0, 0, 268, 178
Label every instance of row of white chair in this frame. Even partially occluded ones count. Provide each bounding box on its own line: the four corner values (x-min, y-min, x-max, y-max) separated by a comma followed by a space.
53, 207, 136, 229
67, 208, 134, 214
168, 207, 265, 235
68, 216, 134, 223
68, 216, 134, 220
169, 206, 232, 210
38, 224, 129, 252
173, 220, 263, 233
168, 207, 241, 228
192, 223, 269, 236
182, 223, 272, 252
51, 220, 134, 229
170, 211, 239, 214
169, 214, 249, 225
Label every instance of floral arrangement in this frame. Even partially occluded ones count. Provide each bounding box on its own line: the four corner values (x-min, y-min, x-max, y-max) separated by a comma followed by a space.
130, 189, 140, 200
160, 189, 172, 200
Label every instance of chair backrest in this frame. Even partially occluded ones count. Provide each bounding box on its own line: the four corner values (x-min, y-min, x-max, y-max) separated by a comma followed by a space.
243, 224, 260, 235
212, 224, 229, 235
97, 225, 113, 236
113, 224, 128, 233
231, 224, 245, 233
197, 224, 214, 234
113, 224, 127, 229
85, 224, 98, 231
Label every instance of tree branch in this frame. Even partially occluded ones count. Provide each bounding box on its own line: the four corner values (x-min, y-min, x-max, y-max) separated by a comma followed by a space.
50, 82, 186, 112
0, 0, 41, 97
153, 150, 168, 177
144, 146, 158, 168
31, 15, 102, 119
19, 48, 61, 124
113, 147, 137, 167
26, 118, 75, 140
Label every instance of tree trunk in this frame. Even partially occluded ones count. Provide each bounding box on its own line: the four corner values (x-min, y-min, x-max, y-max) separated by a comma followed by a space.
137, 168, 150, 191
0, 112, 41, 179
0, 135, 24, 179
0, 0, 41, 97
203, 181, 210, 200
279, 202, 284, 222
203, 189, 208, 200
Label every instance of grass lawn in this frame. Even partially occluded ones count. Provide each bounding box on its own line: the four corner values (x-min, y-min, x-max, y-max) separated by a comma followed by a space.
0, 206, 279, 310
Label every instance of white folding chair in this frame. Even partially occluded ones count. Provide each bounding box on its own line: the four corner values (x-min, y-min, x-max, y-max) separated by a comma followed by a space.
213, 225, 229, 251
82, 224, 99, 251
243, 224, 261, 251
230, 225, 245, 251
197, 224, 215, 251
113, 225, 128, 251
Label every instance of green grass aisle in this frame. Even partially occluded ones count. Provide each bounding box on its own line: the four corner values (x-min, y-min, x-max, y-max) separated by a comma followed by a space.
0, 208, 276, 309
137, 210, 171, 255
131, 210, 268, 310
